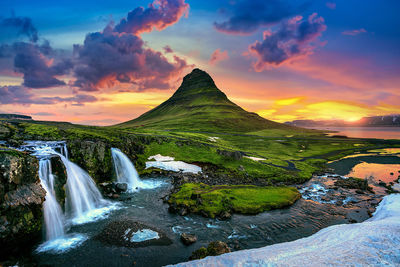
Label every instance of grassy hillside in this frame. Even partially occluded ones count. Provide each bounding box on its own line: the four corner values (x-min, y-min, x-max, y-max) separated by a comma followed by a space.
116, 69, 298, 133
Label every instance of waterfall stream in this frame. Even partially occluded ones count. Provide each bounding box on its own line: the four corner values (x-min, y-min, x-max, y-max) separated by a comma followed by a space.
21, 141, 117, 253
111, 148, 145, 191
57, 153, 110, 223
39, 159, 65, 241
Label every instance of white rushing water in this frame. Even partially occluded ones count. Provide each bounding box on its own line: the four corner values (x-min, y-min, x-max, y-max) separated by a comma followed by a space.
111, 148, 165, 191
39, 159, 65, 241
171, 193, 400, 266
21, 141, 118, 253
58, 153, 108, 221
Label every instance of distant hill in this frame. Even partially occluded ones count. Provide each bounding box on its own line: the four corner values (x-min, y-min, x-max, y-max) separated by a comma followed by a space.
117, 68, 293, 133
285, 115, 400, 127
0, 114, 32, 120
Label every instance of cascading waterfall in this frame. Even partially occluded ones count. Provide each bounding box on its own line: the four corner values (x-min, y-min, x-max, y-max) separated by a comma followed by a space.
20, 141, 117, 252
39, 159, 65, 241
111, 148, 144, 191
57, 153, 107, 220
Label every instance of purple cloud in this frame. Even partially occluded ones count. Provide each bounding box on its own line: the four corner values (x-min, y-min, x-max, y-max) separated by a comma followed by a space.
0, 85, 97, 105
249, 13, 327, 70
11, 41, 72, 88
73, 0, 191, 92
342, 28, 367, 36
214, 0, 307, 35
114, 0, 189, 35
0, 15, 38, 42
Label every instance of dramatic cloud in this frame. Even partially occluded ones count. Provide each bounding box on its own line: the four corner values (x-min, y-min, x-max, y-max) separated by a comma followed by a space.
209, 49, 229, 65
342, 28, 367, 36
0, 16, 72, 89
73, 0, 191, 92
249, 13, 326, 70
12, 41, 73, 88
214, 0, 306, 35
113, 0, 189, 35
0, 85, 97, 105
326, 2, 336, 10
0, 15, 38, 42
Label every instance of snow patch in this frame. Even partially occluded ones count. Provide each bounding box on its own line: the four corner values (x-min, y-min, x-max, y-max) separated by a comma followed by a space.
208, 137, 220, 142
148, 154, 175, 162
169, 194, 400, 266
146, 154, 201, 174
244, 156, 265, 161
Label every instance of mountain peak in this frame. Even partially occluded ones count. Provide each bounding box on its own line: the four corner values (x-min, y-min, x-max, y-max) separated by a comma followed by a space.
173, 68, 219, 96
118, 68, 288, 132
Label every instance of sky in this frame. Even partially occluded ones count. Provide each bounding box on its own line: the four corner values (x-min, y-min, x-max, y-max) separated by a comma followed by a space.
0, 0, 399, 125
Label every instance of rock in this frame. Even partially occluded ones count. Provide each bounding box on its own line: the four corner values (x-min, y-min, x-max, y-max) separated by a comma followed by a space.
178, 207, 188, 216
217, 149, 242, 160
219, 211, 232, 220
0, 150, 45, 259
189, 247, 208, 260
180, 233, 197, 245
111, 194, 120, 199
114, 182, 128, 193
189, 241, 231, 260
355, 189, 365, 194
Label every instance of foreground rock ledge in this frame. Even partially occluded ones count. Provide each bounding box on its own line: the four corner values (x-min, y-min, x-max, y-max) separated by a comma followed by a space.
0, 149, 45, 259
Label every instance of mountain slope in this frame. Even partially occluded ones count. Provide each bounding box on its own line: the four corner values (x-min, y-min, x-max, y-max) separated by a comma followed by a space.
117, 69, 292, 132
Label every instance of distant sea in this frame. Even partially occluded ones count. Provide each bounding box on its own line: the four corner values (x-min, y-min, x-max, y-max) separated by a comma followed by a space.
303, 126, 400, 139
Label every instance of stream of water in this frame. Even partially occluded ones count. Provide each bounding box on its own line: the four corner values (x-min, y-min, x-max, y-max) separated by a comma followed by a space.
17, 141, 400, 266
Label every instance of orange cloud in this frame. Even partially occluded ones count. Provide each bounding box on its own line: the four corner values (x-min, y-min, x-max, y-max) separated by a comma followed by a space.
209, 49, 229, 65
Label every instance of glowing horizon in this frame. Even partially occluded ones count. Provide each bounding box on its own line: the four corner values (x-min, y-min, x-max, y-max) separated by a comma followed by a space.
0, 0, 399, 126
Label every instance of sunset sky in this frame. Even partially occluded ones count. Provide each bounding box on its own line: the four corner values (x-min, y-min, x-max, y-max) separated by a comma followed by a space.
1, 0, 399, 125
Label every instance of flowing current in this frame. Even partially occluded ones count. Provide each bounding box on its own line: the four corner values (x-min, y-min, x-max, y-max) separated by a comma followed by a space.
111, 147, 158, 191
21, 141, 116, 253
39, 159, 65, 240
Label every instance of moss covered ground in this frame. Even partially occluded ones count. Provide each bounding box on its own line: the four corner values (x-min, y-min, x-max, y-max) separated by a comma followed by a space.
168, 183, 301, 218
2, 119, 400, 215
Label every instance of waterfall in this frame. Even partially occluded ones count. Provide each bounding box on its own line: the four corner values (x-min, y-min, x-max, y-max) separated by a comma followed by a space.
20, 141, 117, 253
39, 159, 65, 241
57, 153, 107, 220
111, 148, 146, 191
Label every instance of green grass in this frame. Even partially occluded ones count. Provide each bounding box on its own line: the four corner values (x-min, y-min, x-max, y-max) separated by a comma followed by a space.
168, 183, 301, 218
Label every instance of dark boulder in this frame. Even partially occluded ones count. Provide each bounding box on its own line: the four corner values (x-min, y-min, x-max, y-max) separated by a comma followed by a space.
0, 150, 46, 259
189, 241, 231, 260
180, 233, 197, 245
217, 149, 242, 160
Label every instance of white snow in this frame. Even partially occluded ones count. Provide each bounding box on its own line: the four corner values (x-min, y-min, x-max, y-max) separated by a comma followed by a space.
146, 154, 202, 174
148, 154, 175, 162
170, 194, 400, 266
208, 137, 220, 142
244, 156, 266, 161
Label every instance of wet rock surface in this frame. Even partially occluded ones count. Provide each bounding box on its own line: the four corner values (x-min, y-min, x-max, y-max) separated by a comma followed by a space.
0, 150, 46, 259
96, 219, 172, 248
298, 173, 384, 222
189, 241, 231, 260
180, 233, 197, 245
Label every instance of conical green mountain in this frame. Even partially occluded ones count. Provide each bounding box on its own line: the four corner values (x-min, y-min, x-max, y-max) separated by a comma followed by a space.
117, 68, 291, 132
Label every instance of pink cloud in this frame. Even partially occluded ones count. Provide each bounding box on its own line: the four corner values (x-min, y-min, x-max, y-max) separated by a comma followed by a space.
114, 0, 189, 36
249, 13, 326, 71
342, 28, 367, 36
209, 49, 229, 65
